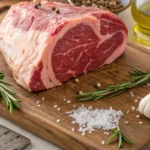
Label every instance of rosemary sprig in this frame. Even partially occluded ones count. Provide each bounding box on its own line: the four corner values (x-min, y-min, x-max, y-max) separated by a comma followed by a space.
108, 128, 134, 148
75, 69, 150, 101
0, 73, 21, 113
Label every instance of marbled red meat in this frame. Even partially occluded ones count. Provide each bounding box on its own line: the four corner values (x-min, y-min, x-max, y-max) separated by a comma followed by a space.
0, 0, 128, 91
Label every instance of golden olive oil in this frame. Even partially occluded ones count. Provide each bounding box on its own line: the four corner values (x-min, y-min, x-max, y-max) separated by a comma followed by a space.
131, 1, 150, 45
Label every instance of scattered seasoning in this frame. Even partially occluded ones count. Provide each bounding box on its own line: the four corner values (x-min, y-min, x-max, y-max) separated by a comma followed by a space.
89, 131, 92, 134
71, 0, 124, 11
69, 105, 123, 134
56, 119, 60, 123
131, 106, 136, 111
96, 83, 101, 88
54, 105, 58, 108
72, 121, 75, 124
139, 121, 143, 125
125, 121, 129, 125
67, 100, 71, 103
88, 106, 92, 110
137, 96, 142, 99
127, 110, 130, 114
101, 140, 105, 145
36, 101, 40, 104
65, 111, 70, 114
71, 128, 75, 132
135, 99, 138, 103
74, 78, 79, 83
37, 104, 41, 107
130, 91, 134, 97
147, 83, 150, 86
52, 7, 56, 11
34, 2, 41, 9
73, 104, 76, 107
57, 108, 61, 111
78, 91, 83, 95
104, 132, 109, 135
42, 97, 45, 100
64, 98, 66, 101
56, 9, 60, 14
82, 132, 85, 136
34, 4, 39, 9
136, 115, 140, 118
37, 2, 41, 6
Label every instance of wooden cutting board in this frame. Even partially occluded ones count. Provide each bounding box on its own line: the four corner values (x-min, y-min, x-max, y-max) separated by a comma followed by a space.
1, 1, 150, 150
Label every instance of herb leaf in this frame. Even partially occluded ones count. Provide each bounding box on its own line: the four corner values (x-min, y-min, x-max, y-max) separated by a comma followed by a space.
75, 69, 150, 101
0, 73, 21, 113
109, 128, 134, 148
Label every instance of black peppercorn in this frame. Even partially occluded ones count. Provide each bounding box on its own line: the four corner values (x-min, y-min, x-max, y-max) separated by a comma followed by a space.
52, 7, 56, 11
38, 2, 41, 6
56, 9, 60, 14
34, 4, 39, 9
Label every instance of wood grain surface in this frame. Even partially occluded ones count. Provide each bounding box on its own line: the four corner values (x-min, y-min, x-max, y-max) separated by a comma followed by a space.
0, 1, 150, 150
0, 125, 30, 150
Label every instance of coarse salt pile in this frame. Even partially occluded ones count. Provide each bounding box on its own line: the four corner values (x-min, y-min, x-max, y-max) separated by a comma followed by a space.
69, 105, 123, 134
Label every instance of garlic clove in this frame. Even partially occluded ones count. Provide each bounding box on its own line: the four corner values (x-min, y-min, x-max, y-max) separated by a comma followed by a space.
143, 100, 150, 119
139, 93, 150, 114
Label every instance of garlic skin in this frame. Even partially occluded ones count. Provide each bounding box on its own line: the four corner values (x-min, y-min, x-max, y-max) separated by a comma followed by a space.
139, 93, 150, 119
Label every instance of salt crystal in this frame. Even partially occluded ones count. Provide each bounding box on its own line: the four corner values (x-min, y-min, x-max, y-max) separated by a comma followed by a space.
57, 108, 60, 111
64, 98, 66, 101
88, 131, 92, 134
78, 127, 83, 132
81, 132, 85, 136
101, 140, 105, 145
131, 106, 136, 111
147, 83, 150, 86
69, 106, 123, 133
67, 100, 71, 103
54, 105, 58, 108
72, 128, 75, 132
139, 121, 143, 125
135, 99, 138, 103
42, 97, 45, 100
104, 132, 109, 135
136, 115, 140, 118
137, 96, 142, 99
127, 110, 130, 114
125, 121, 129, 125
73, 105, 76, 108
72, 121, 75, 124
88, 106, 92, 110
36, 101, 40, 104
37, 104, 41, 107
56, 119, 60, 123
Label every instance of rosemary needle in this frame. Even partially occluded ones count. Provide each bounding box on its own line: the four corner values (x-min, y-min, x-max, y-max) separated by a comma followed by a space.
108, 128, 134, 148
75, 69, 150, 101
0, 73, 21, 113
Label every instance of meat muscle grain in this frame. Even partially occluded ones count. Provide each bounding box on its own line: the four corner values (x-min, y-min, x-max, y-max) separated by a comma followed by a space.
0, 0, 128, 91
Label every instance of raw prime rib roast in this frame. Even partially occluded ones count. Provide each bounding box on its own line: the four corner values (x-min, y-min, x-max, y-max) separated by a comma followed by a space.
0, 0, 128, 91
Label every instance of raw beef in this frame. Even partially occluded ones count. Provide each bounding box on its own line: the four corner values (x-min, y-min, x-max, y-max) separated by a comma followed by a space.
0, 0, 128, 91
